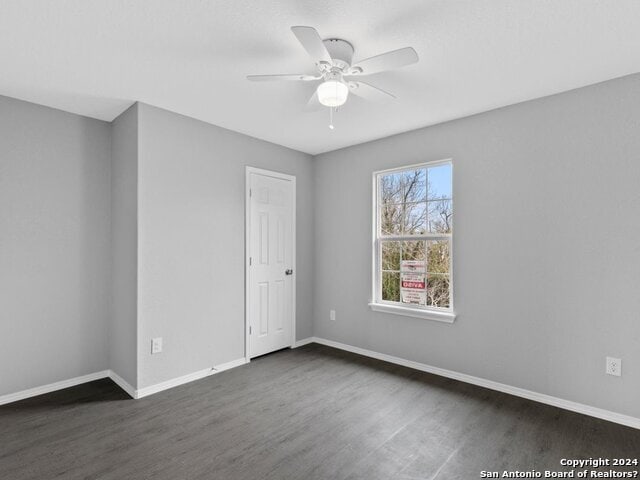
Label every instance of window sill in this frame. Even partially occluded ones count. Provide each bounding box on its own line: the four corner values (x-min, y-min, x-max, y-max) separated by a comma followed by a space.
368, 303, 456, 323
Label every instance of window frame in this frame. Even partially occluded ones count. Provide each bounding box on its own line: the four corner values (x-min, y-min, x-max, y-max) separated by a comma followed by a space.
369, 159, 456, 323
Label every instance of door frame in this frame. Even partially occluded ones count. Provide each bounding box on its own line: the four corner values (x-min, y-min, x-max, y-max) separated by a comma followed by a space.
245, 166, 296, 362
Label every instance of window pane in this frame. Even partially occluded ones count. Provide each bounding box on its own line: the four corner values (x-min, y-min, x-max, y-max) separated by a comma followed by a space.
403, 202, 426, 234
380, 204, 402, 235
401, 240, 426, 262
376, 162, 453, 310
380, 172, 403, 205
427, 199, 452, 233
427, 163, 452, 200
381, 241, 400, 270
401, 169, 427, 202
382, 272, 400, 302
427, 240, 450, 274
427, 274, 450, 308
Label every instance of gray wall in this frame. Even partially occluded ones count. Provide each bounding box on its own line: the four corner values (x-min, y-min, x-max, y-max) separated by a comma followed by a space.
136, 103, 314, 389
2, 72, 638, 422
0, 95, 112, 396
313, 74, 640, 418
110, 103, 139, 387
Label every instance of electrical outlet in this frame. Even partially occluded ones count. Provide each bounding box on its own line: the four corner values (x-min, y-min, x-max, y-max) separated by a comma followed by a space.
606, 356, 621, 376
151, 337, 163, 354
329, 310, 336, 321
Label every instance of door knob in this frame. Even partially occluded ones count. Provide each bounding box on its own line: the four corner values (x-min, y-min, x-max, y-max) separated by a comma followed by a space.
285, 269, 293, 275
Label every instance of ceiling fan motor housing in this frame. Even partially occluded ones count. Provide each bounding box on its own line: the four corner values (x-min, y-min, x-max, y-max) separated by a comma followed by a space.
323, 38, 354, 69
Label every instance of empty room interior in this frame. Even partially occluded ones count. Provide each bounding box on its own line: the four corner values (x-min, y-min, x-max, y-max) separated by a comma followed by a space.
2, 1, 640, 479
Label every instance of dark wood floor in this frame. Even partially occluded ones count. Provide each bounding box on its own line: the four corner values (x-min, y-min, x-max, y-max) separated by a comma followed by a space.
1, 344, 639, 480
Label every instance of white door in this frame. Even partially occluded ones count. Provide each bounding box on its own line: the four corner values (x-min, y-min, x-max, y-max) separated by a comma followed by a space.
246, 168, 295, 359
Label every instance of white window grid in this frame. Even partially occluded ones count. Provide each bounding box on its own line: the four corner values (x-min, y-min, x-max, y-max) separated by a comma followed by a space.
372, 159, 454, 313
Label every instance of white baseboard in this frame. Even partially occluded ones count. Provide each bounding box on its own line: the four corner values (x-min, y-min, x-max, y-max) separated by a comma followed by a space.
5, 342, 635, 430
135, 357, 248, 399
293, 337, 314, 348
107, 370, 137, 399
0, 358, 249, 405
215, 357, 248, 372
0, 370, 110, 406
310, 337, 640, 430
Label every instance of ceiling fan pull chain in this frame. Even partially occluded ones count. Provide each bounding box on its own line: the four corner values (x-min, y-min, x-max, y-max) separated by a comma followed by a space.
329, 107, 334, 130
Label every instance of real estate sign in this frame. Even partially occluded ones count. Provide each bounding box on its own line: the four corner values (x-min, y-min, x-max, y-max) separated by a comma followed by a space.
400, 260, 426, 305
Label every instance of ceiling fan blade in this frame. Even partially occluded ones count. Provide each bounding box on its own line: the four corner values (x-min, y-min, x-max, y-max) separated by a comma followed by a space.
247, 74, 320, 82
350, 47, 418, 75
291, 26, 332, 65
348, 81, 396, 102
304, 91, 323, 112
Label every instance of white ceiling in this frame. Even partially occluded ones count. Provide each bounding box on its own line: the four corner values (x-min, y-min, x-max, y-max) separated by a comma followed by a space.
1, 1, 639, 155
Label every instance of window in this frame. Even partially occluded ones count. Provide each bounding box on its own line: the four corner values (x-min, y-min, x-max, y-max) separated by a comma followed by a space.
370, 160, 455, 322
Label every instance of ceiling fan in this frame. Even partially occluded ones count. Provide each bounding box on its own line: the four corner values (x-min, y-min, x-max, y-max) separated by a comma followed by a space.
247, 26, 419, 128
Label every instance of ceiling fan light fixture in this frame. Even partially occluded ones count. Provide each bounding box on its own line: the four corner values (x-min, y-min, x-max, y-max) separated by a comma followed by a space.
317, 80, 349, 107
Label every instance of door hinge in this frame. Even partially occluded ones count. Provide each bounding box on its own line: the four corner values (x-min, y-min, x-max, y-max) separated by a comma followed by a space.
249, 188, 252, 197
249, 325, 252, 335
249, 257, 252, 266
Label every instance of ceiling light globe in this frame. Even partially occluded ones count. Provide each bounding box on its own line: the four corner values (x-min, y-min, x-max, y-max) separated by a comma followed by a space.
317, 80, 349, 107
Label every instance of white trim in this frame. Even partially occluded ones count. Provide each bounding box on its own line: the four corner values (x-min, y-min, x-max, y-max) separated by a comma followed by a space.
245, 166, 297, 182
245, 166, 297, 362
291, 175, 297, 355
245, 167, 252, 363
371, 172, 378, 313
379, 233, 451, 241
292, 337, 314, 348
374, 158, 453, 175
309, 337, 640, 430
136, 367, 216, 398
107, 370, 137, 399
0, 358, 250, 406
0, 370, 110, 406
136, 357, 248, 399
3, 344, 636, 430
369, 302, 456, 323
215, 357, 248, 372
